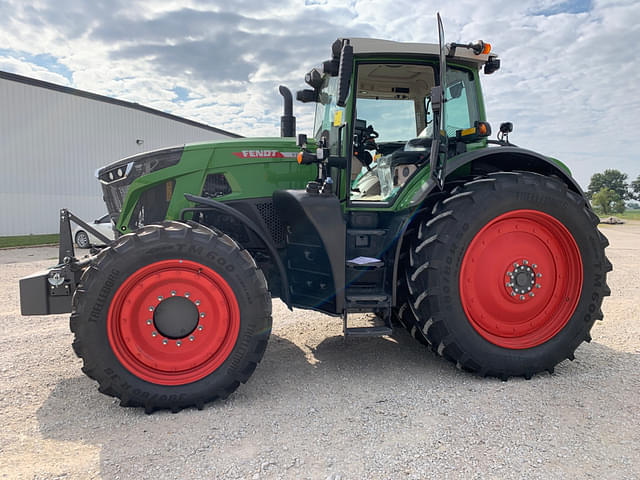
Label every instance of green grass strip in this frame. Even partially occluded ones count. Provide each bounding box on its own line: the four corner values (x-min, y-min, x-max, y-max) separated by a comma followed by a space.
0, 234, 59, 248
599, 210, 640, 220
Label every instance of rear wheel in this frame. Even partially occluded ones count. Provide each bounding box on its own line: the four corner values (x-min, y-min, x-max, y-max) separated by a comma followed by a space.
71, 221, 272, 412
405, 172, 612, 378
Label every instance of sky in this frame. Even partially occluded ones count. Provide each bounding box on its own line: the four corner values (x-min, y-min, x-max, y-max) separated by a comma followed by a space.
1, 0, 639, 189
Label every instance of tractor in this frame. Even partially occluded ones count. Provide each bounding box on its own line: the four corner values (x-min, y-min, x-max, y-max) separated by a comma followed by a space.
20, 16, 611, 413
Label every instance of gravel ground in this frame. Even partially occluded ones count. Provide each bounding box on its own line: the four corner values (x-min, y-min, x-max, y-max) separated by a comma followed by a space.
1, 223, 639, 480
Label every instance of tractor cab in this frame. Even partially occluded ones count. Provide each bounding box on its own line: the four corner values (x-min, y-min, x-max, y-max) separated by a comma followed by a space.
280, 33, 499, 327
299, 36, 498, 204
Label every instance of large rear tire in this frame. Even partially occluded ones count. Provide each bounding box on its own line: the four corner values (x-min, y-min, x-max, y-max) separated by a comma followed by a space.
71, 221, 272, 412
405, 172, 612, 379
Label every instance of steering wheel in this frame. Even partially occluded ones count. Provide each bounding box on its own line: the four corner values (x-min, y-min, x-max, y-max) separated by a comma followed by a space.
354, 123, 379, 170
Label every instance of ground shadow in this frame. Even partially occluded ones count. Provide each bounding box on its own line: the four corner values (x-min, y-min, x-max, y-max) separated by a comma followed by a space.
37, 331, 640, 479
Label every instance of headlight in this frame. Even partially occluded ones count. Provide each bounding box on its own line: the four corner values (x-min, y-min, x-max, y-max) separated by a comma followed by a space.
97, 147, 183, 185
97, 147, 184, 224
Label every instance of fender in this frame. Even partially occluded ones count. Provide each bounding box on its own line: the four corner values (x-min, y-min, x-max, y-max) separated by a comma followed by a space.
392, 146, 588, 304
182, 193, 292, 309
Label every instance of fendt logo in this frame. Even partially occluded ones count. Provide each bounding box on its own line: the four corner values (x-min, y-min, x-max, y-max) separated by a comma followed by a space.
232, 150, 297, 159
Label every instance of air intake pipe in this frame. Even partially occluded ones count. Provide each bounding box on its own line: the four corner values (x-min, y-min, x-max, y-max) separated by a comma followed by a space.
278, 85, 296, 138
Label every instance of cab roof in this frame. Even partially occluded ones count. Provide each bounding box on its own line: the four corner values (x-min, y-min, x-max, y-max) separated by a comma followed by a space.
345, 38, 497, 68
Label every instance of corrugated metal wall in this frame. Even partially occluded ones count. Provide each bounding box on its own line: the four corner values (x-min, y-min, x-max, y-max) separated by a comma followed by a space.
0, 77, 234, 235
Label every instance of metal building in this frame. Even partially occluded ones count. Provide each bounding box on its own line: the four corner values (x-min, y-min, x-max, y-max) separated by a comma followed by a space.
0, 71, 240, 236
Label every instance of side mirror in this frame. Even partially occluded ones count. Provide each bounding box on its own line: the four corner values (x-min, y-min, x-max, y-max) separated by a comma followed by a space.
336, 41, 353, 107
499, 122, 513, 134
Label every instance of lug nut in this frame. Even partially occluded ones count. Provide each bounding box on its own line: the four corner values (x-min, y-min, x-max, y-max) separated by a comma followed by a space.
171, 290, 176, 296
176, 341, 182, 347
146, 319, 152, 325
511, 292, 516, 297
523, 260, 528, 265
536, 284, 541, 288
513, 263, 519, 268
189, 335, 195, 342
185, 292, 190, 298
148, 306, 154, 312
200, 312, 205, 318
195, 300, 201, 306
157, 296, 163, 302
520, 295, 525, 300
198, 325, 204, 331
529, 292, 535, 297
152, 331, 157, 337
162, 339, 168, 345
537, 273, 542, 278
532, 264, 538, 268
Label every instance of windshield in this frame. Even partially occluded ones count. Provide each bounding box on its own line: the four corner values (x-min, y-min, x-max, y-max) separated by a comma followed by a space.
355, 99, 417, 142
313, 75, 345, 155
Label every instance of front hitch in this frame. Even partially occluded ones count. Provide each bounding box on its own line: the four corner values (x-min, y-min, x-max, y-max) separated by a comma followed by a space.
19, 209, 109, 316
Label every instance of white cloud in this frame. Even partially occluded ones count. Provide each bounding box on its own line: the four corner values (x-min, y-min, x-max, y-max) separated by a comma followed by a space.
0, 56, 72, 86
0, 0, 638, 188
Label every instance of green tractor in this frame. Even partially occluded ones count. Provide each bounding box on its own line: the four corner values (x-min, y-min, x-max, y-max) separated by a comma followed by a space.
20, 16, 611, 412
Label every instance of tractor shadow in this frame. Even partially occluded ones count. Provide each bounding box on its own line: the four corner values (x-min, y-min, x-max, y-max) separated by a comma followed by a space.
36, 330, 639, 479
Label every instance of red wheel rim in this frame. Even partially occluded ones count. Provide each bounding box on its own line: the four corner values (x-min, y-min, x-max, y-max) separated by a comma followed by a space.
107, 259, 240, 385
459, 210, 583, 349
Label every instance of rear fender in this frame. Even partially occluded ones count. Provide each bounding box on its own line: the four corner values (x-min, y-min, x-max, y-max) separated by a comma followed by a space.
392, 146, 588, 304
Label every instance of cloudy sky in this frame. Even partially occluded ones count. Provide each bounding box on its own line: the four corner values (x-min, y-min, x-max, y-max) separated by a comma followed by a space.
1, 0, 638, 189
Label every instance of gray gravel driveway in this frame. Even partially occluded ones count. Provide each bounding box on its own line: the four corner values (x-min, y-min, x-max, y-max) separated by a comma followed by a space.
0, 224, 638, 480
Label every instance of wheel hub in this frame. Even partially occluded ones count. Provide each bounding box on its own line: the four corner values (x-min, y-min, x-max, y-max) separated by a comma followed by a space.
505, 260, 542, 301
459, 210, 583, 349
153, 296, 199, 339
107, 259, 240, 385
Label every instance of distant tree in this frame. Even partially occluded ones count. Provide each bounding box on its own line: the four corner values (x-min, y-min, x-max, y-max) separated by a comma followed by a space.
592, 188, 625, 215
632, 175, 640, 200
627, 201, 640, 210
587, 169, 629, 200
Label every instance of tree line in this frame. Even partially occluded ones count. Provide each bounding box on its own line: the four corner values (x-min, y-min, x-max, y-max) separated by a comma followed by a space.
587, 170, 640, 214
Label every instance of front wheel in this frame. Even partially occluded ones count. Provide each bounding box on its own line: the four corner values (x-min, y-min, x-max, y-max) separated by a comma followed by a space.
71, 221, 272, 412
405, 172, 612, 379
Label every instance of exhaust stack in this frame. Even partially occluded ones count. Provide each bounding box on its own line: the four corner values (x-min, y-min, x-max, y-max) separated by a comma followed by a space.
278, 85, 296, 138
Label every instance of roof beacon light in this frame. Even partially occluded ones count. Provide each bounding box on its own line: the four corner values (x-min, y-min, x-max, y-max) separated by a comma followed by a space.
449, 40, 492, 57
471, 40, 491, 55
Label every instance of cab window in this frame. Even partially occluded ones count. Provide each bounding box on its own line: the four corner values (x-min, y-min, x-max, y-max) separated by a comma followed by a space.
350, 63, 435, 203
444, 67, 479, 137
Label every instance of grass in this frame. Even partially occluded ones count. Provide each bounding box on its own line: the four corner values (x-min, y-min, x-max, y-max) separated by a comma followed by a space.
0, 234, 59, 248
598, 210, 640, 220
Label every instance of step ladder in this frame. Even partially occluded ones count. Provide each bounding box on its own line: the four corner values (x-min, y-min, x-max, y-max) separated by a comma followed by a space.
342, 295, 393, 337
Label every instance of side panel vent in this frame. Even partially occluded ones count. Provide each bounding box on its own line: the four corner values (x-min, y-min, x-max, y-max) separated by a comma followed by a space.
202, 173, 232, 198
256, 201, 285, 246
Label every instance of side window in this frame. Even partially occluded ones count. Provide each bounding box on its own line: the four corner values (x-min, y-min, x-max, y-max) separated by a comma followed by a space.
444, 68, 479, 137
313, 76, 345, 156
